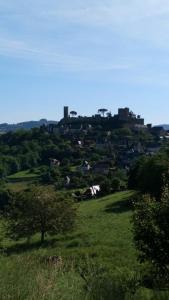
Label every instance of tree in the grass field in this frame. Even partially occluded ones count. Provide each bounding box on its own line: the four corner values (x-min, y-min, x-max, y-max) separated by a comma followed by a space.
132, 182, 169, 283
3, 186, 77, 243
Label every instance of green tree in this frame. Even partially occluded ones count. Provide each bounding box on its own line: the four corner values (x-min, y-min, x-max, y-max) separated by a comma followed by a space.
113, 128, 132, 137
128, 154, 169, 200
100, 178, 111, 195
3, 186, 77, 243
0, 188, 11, 211
111, 178, 121, 192
98, 108, 108, 117
70, 111, 77, 117
132, 184, 169, 283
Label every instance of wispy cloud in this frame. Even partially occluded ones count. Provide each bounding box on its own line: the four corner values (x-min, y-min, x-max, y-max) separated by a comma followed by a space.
42, 0, 169, 25
41, 0, 169, 48
1, 0, 169, 78
0, 37, 130, 72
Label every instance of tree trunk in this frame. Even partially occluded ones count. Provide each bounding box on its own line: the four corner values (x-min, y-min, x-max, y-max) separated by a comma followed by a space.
41, 231, 45, 244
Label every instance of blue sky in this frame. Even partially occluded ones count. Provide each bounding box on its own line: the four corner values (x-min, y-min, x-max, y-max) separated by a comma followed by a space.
0, 0, 169, 124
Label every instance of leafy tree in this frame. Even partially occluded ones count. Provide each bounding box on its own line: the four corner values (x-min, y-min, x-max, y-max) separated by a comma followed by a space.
0, 188, 11, 211
40, 170, 54, 184
98, 108, 108, 117
70, 111, 77, 117
129, 154, 169, 200
4, 156, 20, 173
114, 169, 127, 182
62, 158, 70, 166
0, 164, 7, 179
3, 186, 77, 243
132, 184, 169, 283
100, 178, 111, 195
113, 128, 132, 137
70, 175, 87, 189
111, 178, 121, 192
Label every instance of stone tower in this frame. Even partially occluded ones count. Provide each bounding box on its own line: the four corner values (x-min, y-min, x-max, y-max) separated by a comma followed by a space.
64, 106, 69, 119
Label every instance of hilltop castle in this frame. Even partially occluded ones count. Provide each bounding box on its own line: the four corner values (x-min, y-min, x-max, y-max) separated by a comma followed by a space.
47, 106, 150, 134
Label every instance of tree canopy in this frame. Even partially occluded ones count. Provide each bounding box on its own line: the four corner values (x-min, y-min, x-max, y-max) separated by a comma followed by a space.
98, 109, 108, 117
3, 186, 77, 243
132, 184, 169, 283
128, 152, 169, 200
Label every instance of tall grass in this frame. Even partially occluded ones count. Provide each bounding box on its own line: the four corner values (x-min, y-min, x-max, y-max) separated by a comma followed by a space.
0, 254, 84, 300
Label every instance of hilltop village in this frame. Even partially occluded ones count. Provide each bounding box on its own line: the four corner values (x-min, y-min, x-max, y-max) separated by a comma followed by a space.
45, 106, 167, 164
48, 106, 164, 134
0, 106, 168, 198
49, 106, 146, 132
12, 106, 161, 197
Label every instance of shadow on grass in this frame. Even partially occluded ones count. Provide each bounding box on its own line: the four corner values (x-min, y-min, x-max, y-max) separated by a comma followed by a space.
2, 233, 86, 256
105, 199, 132, 214
3, 239, 58, 256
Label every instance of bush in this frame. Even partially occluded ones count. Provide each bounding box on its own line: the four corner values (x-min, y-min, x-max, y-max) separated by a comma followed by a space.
78, 260, 141, 300
132, 184, 169, 287
0, 188, 11, 211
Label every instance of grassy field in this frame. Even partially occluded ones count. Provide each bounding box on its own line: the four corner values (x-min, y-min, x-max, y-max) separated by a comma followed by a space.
6, 181, 33, 192
0, 191, 168, 299
7, 169, 40, 180
6, 169, 41, 192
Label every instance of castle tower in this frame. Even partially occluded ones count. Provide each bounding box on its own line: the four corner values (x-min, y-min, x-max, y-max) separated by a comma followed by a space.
64, 106, 69, 119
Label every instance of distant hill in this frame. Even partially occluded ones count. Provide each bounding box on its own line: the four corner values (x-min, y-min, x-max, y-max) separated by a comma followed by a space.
157, 125, 169, 130
0, 119, 57, 133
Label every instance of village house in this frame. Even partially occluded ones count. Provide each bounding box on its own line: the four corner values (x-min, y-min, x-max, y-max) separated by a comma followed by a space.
80, 160, 91, 173
92, 161, 113, 175
146, 144, 161, 155
50, 159, 61, 167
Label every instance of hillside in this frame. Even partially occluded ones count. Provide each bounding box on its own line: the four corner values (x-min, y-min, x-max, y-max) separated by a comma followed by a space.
157, 124, 169, 130
1, 126, 169, 298
0, 119, 57, 133
0, 191, 136, 299
0, 191, 167, 299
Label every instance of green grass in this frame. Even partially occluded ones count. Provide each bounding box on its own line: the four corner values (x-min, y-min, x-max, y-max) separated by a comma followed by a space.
1, 191, 136, 267
7, 169, 40, 180
6, 181, 32, 192
75, 191, 137, 269
0, 191, 167, 299
7, 169, 41, 191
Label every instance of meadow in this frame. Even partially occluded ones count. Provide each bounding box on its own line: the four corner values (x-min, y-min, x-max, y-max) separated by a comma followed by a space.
0, 191, 168, 299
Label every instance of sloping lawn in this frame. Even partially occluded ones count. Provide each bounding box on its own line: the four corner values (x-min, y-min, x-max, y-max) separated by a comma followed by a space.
1, 191, 159, 299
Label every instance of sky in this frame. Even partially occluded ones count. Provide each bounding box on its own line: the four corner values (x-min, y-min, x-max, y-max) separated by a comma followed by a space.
1, 0, 169, 124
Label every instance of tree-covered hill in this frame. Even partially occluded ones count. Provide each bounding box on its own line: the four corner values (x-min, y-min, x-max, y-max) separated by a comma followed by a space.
0, 119, 57, 133
0, 125, 166, 193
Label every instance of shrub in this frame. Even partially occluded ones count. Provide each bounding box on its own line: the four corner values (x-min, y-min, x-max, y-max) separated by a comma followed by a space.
132, 184, 169, 286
